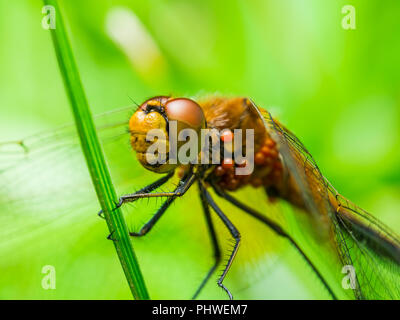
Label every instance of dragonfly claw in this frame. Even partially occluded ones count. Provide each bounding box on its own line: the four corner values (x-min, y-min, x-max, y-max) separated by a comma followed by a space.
112, 199, 122, 212
218, 282, 233, 300
107, 230, 117, 241
97, 200, 121, 218
97, 210, 105, 219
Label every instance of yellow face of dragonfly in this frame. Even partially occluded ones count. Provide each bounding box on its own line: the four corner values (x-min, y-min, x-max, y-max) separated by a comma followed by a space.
129, 96, 206, 173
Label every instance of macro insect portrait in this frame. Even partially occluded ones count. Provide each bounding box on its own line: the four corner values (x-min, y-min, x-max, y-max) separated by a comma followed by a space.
0, 0, 399, 306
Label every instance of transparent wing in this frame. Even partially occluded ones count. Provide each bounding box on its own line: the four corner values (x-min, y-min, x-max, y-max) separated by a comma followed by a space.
331, 192, 400, 299
0, 106, 136, 248
250, 100, 400, 299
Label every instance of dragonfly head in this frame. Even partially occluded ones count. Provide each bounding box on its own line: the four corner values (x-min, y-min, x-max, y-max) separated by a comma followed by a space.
129, 96, 206, 173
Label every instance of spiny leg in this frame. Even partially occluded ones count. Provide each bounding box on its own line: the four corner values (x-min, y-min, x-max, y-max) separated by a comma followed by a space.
97, 171, 175, 219
127, 172, 197, 237
129, 191, 176, 237
211, 181, 338, 300
200, 182, 240, 300
116, 172, 196, 207
192, 181, 222, 299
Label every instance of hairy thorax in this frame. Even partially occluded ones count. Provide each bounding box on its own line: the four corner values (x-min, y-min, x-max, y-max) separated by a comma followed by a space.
196, 97, 284, 193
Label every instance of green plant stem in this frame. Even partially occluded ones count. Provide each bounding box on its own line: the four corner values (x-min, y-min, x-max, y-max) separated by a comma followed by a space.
43, 0, 149, 300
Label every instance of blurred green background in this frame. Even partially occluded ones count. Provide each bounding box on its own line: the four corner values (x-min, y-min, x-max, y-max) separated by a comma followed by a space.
0, 0, 399, 299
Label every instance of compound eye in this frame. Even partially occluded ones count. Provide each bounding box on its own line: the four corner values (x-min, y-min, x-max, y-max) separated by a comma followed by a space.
165, 98, 206, 131
139, 96, 170, 112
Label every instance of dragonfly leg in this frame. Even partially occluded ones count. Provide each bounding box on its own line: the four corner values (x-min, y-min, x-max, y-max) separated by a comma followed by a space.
192, 182, 222, 299
97, 171, 175, 218
201, 181, 240, 300
116, 172, 196, 208
128, 173, 196, 237
107, 230, 117, 241
129, 196, 176, 237
211, 181, 338, 300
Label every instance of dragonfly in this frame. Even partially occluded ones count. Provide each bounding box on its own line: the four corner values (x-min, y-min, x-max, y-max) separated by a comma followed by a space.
1, 96, 399, 300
